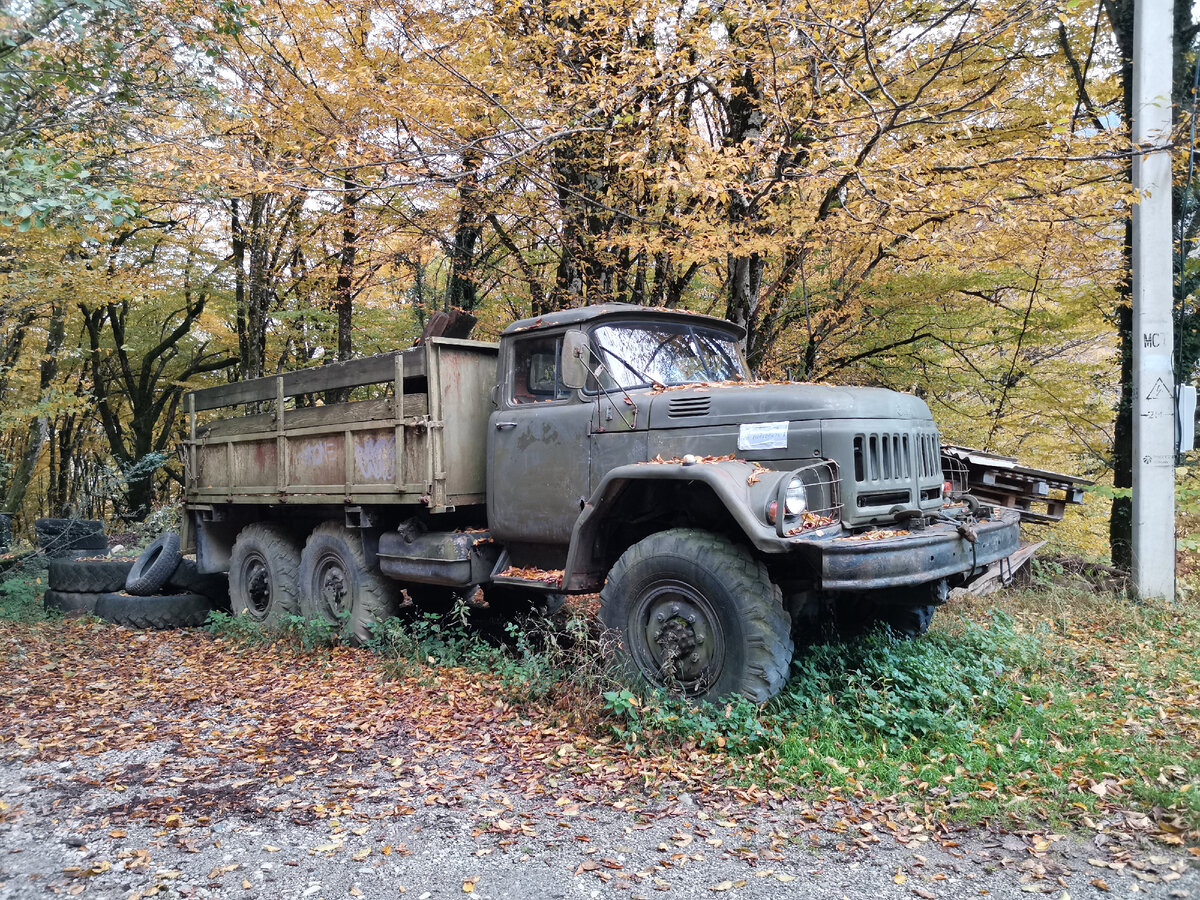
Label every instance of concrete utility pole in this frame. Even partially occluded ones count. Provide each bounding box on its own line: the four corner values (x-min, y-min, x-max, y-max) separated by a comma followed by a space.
1131, 0, 1176, 601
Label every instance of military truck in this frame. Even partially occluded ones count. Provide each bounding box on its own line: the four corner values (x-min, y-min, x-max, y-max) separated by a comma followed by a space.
182, 303, 1020, 703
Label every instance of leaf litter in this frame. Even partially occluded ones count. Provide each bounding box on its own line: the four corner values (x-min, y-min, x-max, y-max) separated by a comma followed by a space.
0, 592, 1197, 897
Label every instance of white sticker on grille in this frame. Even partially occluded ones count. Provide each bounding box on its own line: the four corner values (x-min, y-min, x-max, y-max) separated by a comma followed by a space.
738, 421, 789, 450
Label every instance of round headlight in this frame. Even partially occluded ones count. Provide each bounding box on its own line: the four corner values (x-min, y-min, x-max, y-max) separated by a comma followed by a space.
785, 478, 806, 516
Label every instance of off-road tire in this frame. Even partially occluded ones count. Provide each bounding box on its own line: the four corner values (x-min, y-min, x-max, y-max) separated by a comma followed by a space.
168, 557, 230, 608
34, 518, 108, 557
125, 532, 182, 596
94, 591, 214, 629
43, 589, 104, 616
878, 603, 935, 638
228, 524, 301, 629
600, 529, 793, 704
48, 557, 135, 593
300, 522, 399, 645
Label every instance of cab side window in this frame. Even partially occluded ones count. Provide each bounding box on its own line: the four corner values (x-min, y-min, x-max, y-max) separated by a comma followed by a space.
510, 335, 568, 404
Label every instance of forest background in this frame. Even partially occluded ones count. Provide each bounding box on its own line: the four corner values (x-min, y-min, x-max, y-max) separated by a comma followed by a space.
1, 0, 1198, 569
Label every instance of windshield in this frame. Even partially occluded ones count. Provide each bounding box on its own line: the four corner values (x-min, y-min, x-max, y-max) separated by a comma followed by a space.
591, 322, 747, 390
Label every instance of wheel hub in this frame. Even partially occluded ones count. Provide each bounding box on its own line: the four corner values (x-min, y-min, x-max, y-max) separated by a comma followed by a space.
319, 560, 348, 616
633, 583, 723, 695
245, 557, 271, 616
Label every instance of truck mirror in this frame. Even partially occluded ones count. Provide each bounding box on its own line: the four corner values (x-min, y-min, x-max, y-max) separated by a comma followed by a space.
561, 331, 590, 389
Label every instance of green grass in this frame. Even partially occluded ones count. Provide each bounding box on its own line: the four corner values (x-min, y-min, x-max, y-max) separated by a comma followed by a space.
0, 559, 51, 623
760, 588, 1200, 831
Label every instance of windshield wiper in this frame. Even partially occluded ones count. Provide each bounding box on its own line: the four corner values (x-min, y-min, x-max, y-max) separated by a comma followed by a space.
598, 346, 664, 390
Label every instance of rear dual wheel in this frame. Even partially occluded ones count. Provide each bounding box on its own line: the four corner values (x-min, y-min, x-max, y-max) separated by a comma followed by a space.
229, 524, 301, 629
299, 522, 399, 645
230, 522, 400, 644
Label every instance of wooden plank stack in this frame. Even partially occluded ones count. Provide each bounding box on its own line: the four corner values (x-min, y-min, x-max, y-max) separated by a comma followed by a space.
940, 445, 1092, 523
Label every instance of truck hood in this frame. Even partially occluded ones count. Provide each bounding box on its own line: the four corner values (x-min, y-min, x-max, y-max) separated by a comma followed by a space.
645, 382, 934, 429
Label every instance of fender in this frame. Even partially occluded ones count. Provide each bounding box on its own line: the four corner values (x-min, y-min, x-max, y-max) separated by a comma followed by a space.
561, 458, 822, 591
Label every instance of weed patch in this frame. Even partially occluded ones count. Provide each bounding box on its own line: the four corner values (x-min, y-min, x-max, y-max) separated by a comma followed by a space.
765, 590, 1200, 834
205, 610, 344, 653
604, 689, 781, 752
0, 558, 50, 623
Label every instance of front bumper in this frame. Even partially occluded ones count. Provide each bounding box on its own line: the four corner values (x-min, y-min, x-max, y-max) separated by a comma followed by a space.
806, 511, 1020, 591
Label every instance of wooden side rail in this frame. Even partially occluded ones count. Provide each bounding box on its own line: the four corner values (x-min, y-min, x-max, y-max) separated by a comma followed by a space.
188, 347, 426, 413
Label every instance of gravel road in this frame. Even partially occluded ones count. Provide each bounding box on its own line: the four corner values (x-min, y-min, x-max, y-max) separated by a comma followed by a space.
1, 741, 1195, 900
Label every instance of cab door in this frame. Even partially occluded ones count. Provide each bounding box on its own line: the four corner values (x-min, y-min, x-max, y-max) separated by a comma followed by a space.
487, 332, 594, 546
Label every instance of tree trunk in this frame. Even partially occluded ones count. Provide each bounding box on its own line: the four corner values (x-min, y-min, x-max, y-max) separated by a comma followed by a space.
723, 65, 765, 363
335, 175, 358, 361
3, 300, 65, 514
447, 148, 482, 312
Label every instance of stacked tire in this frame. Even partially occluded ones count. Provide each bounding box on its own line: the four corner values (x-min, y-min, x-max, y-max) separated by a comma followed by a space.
93, 532, 229, 629
43, 556, 136, 617
34, 518, 109, 559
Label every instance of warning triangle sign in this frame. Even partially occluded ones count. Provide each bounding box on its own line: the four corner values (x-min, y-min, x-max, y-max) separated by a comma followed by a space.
1146, 378, 1172, 402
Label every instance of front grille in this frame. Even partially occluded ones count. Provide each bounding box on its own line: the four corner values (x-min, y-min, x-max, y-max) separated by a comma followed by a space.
853, 432, 913, 482
916, 432, 940, 478
857, 489, 912, 509
852, 428, 941, 507
667, 397, 711, 418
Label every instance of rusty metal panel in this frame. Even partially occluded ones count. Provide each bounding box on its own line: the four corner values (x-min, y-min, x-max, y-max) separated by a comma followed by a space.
232, 441, 277, 487
288, 434, 346, 487
432, 340, 498, 502
352, 430, 396, 484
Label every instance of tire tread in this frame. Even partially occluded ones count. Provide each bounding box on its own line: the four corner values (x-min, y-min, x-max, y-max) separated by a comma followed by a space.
300, 522, 398, 645
228, 524, 301, 627
48, 558, 135, 593
94, 591, 214, 629
600, 528, 792, 704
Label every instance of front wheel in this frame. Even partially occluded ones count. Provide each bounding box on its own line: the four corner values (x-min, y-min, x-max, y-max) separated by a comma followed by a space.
600, 529, 793, 704
300, 522, 399, 644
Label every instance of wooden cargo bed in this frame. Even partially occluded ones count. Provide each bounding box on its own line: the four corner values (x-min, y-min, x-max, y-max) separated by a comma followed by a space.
184, 338, 498, 512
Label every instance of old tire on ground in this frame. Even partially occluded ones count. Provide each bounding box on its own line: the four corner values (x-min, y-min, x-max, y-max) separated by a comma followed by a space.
94, 591, 214, 629
168, 557, 230, 609
228, 524, 301, 628
35, 518, 108, 557
599, 529, 793, 704
124, 532, 182, 596
877, 603, 935, 638
300, 522, 399, 645
48, 557, 135, 593
43, 589, 104, 616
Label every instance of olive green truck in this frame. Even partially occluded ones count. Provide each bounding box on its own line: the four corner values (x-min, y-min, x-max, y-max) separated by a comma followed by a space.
183, 304, 1021, 703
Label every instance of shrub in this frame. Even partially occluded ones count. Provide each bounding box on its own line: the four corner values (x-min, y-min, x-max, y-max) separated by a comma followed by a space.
774, 612, 1037, 747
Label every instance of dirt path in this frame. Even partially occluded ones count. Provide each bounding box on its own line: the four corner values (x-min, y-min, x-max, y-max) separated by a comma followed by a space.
0, 623, 1195, 899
